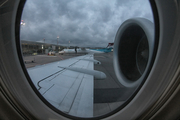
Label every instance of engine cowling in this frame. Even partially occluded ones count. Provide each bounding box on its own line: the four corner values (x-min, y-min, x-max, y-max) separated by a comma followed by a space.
113, 18, 154, 88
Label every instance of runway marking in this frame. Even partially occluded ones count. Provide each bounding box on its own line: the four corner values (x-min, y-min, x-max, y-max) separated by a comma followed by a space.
59, 56, 64, 60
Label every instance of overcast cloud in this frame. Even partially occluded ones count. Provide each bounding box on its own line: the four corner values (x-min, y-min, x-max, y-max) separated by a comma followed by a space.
20, 0, 153, 47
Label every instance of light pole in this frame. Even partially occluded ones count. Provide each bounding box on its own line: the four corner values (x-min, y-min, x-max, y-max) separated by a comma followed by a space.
21, 20, 25, 26
69, 41, 70, 48
20, 20, 25, 30
42, 45, 43, 54
57, 36, 59, 45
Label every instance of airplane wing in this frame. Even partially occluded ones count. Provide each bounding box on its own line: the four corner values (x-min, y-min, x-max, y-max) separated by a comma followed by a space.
27, 54, 104, 117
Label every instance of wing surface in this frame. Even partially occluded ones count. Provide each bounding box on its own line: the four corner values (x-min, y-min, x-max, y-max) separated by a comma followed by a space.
27, 54, 96, 117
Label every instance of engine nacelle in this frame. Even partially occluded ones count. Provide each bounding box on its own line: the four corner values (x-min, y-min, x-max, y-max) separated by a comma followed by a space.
114, 18, 154, 88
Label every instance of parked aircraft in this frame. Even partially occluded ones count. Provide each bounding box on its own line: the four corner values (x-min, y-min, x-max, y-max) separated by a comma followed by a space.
0, 0, 179, 120
59, 44, 113, 55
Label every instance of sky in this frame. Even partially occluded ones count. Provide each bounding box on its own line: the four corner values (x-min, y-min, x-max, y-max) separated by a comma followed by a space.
20, 0, 153, 47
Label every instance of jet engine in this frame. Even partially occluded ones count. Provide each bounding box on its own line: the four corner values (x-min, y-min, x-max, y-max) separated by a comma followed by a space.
114, 18, 154, 88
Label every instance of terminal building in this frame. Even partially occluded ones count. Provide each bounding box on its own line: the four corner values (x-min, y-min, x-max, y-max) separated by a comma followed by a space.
21, 40, 65, 55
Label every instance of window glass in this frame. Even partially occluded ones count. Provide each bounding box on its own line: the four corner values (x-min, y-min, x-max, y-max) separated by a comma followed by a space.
20, 0, 153, 118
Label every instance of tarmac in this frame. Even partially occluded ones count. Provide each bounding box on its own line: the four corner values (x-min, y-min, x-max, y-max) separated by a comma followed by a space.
23, 53, 85, 68
94, 53, 135, 116
23, 52, 135, 117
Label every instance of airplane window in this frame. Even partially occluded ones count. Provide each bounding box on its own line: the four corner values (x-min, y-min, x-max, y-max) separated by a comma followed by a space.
20, 0, 154, 118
